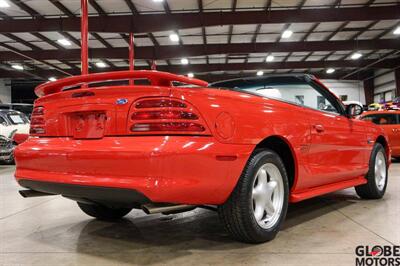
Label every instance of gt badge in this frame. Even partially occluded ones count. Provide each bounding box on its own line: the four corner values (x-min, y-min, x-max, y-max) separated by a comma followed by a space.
116, 98, 128, 105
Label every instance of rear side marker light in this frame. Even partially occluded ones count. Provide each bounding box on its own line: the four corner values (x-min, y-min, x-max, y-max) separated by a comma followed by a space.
135, 99, 187, 108
131, 122, 205, 132
132, 110, 198, 120
32, 106, 44, 116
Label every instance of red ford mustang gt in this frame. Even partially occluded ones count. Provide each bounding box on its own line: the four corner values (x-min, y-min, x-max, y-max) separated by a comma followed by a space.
15, 71, 390, 243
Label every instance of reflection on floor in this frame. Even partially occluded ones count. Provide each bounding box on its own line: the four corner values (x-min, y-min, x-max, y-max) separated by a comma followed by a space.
1, 162, 399, 265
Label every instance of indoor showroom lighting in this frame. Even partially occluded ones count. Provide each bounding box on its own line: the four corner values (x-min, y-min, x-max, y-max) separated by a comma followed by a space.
257, 70, 264, 76
95, 61, 108, 68
188, 73, 194, 78
326, 68, 335, 74
394, 26, 400, 35
57, 39, 72, 46
153, 0, 164, 2
351, 52, 363, 60
11, 64, 24, 70
0, 0, 10, 8
181, 58, 189, 65
266, 55, 274, 62
48, 77, 57, 82
281, 30, 293, 39
169, 33, 180, 42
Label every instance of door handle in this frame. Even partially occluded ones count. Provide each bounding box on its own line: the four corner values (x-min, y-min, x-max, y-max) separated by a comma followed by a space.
314, 124, 325, 133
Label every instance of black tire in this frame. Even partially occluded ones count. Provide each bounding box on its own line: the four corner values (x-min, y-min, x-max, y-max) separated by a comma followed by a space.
355, 143, 388, 199
218, 149, 289, 243
77, 202, 132, 220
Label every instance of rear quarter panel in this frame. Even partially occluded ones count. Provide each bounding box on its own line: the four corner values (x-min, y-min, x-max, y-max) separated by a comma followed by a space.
171, 87, 314, 191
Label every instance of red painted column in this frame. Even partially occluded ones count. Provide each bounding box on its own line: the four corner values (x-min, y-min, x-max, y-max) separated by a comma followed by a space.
363, 78, 374, 105
129, 33, 134, 85
81, 0, 89, 76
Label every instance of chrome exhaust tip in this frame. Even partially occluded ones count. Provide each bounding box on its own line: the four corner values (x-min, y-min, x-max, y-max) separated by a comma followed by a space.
142, 203, 195, 215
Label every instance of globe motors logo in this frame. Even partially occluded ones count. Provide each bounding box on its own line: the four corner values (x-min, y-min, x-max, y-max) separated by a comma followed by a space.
355, 245, 400, 266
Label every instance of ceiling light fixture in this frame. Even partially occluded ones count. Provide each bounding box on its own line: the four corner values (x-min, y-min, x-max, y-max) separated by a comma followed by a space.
351, 52, 362, 60
326, 68, 335, 74
95, 61, 108, 68
153, 0, 164, 2
188, 73, 194, 78
0, 0, 10, 8
266, 55, 274, 62
281, 30, 293, 39
393, 26, 400, 35
256, 71, 264, 76
57, 39, 72, 46
181, 58, 189, 65
11, 64, 24, 70
169, 33, 179, 42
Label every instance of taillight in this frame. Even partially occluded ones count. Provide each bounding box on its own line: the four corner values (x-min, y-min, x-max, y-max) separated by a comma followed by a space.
130, 98, 208, 134
135, 99, 187, 108
30, 106, 45, 135
132, 110, 198, 120
131, 122, 205, 132
32, 106, 44, 116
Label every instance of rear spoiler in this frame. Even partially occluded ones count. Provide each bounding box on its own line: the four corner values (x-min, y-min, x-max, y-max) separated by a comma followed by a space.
35, 70, 209, 97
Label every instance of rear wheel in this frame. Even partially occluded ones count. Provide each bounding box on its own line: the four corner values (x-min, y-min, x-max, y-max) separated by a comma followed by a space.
218, 149, 289, 243
77, 202, 132, 220
355, 143, 388, 199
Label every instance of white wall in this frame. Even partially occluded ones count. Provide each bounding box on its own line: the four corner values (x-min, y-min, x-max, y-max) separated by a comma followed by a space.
321, 79, 365, 104
0, 79, 11, 103
373, 70, 396, 102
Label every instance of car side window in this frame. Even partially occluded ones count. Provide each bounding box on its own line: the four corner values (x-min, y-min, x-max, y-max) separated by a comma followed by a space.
362, 114, 397, 125
244, 84, 340, 115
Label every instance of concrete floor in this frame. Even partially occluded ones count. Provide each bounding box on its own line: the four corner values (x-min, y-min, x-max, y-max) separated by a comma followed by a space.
0, 163, 399, 266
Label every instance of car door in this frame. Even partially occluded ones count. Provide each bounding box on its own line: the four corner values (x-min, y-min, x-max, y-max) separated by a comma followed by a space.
296, 84, 369, 188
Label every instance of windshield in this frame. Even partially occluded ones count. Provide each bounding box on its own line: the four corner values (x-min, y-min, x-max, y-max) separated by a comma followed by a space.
211, 76, 345, 115
6, 112, 29, 125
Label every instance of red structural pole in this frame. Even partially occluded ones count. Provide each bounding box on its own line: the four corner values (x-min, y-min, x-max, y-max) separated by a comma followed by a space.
129, 33, 134, 85
129, 33, 135, 71
81, 0, 88, 76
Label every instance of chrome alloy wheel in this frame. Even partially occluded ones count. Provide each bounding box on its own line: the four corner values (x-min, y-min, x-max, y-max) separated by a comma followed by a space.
252, 163, 284, 229
375, 151, 387, 191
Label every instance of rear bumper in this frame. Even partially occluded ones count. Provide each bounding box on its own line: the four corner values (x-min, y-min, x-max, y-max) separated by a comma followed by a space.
18, 179, 150, 208
15, 136, 254, 205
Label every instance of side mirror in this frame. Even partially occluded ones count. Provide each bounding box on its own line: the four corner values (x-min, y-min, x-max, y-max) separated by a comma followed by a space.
346, 103, 363, 117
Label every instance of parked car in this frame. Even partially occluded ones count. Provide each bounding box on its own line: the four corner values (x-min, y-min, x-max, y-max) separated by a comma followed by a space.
360, 110, 400, 160
0, 109, 30, 137
15, 71, 390, 243
343, 100, 365, 112
0, 110, 30, 164
0, 135, 16, 164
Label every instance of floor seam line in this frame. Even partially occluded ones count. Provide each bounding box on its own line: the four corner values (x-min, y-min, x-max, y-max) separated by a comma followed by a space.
0, 198, 57, 221
322, 199, 395, 246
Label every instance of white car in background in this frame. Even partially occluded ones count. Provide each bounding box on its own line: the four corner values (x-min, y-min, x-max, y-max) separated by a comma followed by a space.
0, 110, 30, 164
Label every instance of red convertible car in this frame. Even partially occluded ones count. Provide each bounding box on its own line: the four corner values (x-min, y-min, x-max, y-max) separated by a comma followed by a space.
15, 71, 390, 243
